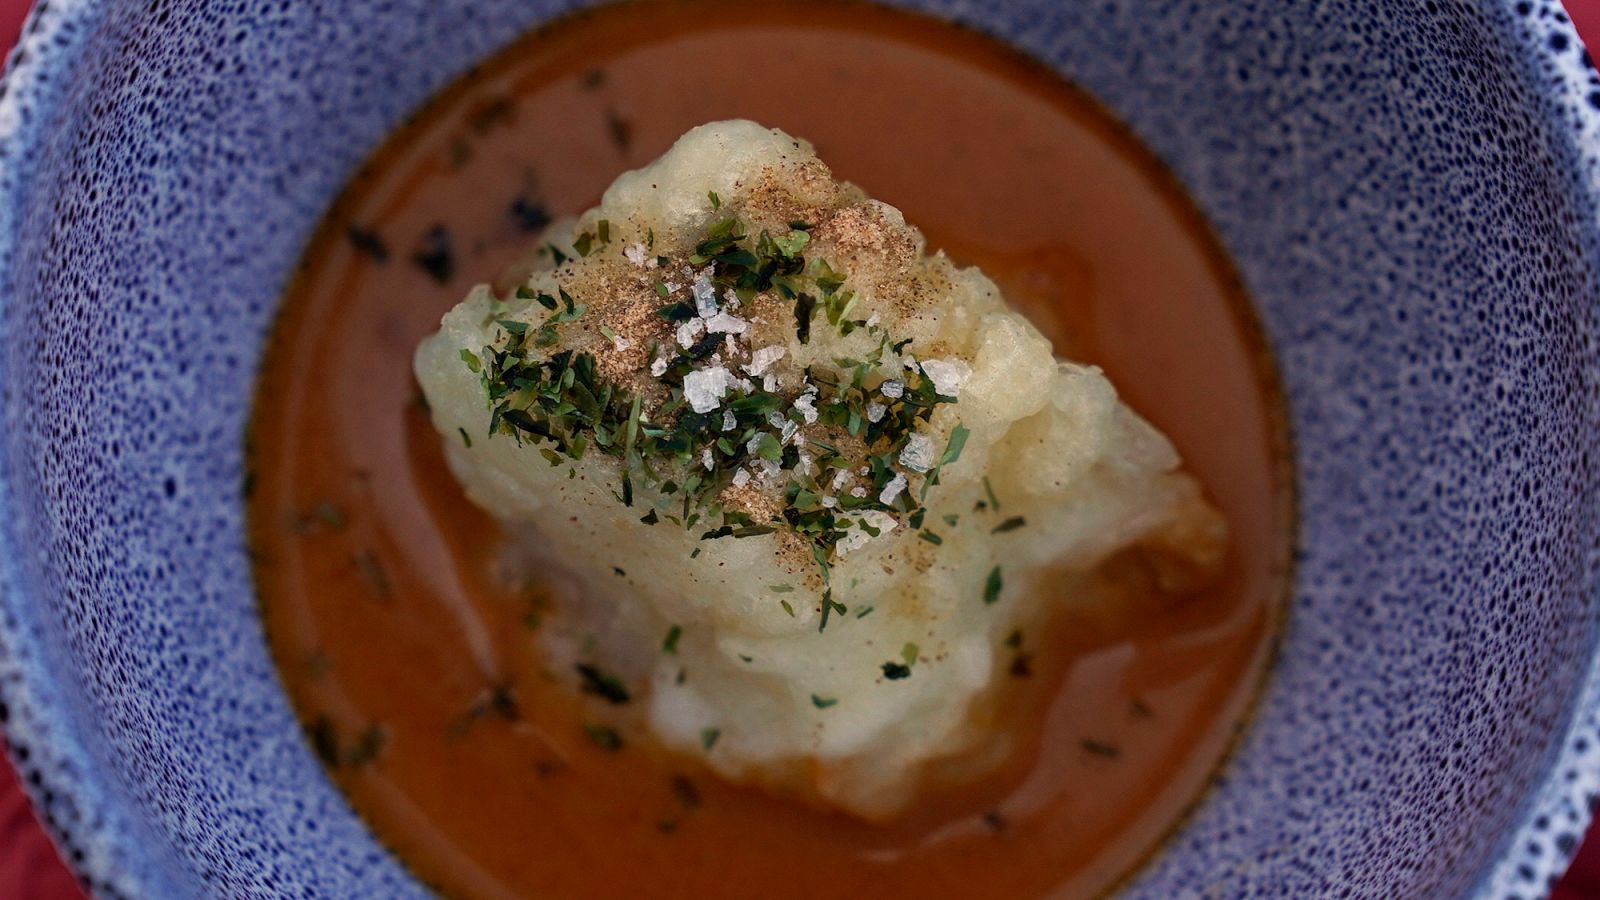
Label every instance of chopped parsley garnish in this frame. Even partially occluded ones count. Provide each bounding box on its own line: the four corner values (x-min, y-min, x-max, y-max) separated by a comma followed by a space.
1009, 653, 1033, 678
309, 719, 386, 769
991, 516, 1026, 534
662, 625, 683, 654
468, 212, 977, 623
410, 224, 455, 284
671, 775, 701, 810
881, 661, 912, 680
575, 664, 631, 704
585, 723, 624, 751
1080, 739, 1121, 759
811, 694, 838, 709
351, 550, 391, 598
307, 717, 341, 768
982, 476, 1001, 512
345, 224, 390, 262
573, 231, 595, 258
701, 728, 721, 751
983, 565, 1004, 604
509, 196, 551, 232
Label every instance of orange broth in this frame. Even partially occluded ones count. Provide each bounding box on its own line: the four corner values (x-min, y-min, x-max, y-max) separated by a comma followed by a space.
248, 2, 1293, 897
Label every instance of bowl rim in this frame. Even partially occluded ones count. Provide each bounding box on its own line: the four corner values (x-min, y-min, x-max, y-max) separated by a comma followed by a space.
0, 0, 1597, 897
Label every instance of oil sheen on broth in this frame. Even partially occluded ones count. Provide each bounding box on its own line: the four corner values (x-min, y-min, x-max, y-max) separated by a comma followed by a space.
248, 3, 1291, 898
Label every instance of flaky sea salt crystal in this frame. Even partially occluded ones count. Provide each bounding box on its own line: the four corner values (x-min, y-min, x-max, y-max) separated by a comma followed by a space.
609, 332, 632, 352
705, 312, 749, 335
793, 392, 819, 425
878, 472, 908, 505
835, 511, 899, 557
866, 401, 887, 423
821, 495, 837, 508
898, 432, 936, 473
919, 358, 972, 397
677, 318, 705, 349
624, 243, 651, 267
692, 276, 719, 317
767, 411, 787, 431
745, 345, 786, 377
879, 380, 904, 399
702, 448, 715, 470
721, 409, 737, 431
683, 366, 730, 413
732, 468, 751, 488
850, 486, 868, 499
762, 373, 779, 393
732, 376, 755, 393
650, 355, 670, 378
831, 469, 852, 490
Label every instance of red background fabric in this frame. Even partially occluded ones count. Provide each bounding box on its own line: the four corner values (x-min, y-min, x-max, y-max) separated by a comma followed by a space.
0, 0, 1597, 895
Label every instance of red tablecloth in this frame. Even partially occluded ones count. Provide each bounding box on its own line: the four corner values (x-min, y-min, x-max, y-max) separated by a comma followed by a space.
2, 0, 1600, 895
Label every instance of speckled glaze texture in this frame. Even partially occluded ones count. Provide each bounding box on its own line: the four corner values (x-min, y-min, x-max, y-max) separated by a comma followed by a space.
0, 0, 1594, 897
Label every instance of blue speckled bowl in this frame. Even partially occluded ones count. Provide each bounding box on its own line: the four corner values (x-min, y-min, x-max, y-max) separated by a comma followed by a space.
0, 0, 1596, 897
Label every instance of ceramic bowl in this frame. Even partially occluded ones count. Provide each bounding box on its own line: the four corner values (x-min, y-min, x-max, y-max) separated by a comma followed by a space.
0, 0, 1597, 896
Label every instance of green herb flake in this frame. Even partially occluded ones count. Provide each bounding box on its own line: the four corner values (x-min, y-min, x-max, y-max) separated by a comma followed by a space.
991, 516, 1027, 534
662, 625, 683, 654
881, 661, 912, 680
585, 723, 623, 752
1081, 739, 1121, 759
983, 565, 1004, 604
352, 550, 391, 599
983, 476, 1002, 512
918, 529, 943, 545
459, 347, 482, 372
901, 642, 920, 667
701, 728, 722, 751
458, 427, 473, 448
307, 717, 341, 768
671, 774, 701, 811
811, 694, 838, 709
575, 663, 631, 705
708, 190, 721, 210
